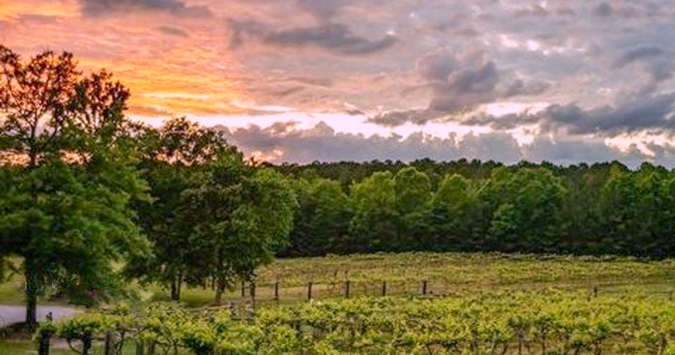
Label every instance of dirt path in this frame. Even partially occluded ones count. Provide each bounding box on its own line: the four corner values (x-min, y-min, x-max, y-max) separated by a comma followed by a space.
0, 305, 80, 328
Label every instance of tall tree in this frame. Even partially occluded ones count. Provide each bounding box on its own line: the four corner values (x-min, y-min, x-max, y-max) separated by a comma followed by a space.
393, 167, 432, 249
430, 174, 480, 250
179, 155, 297, 304
127, 117, 235, 301
283, 174, 352, 256
0, 46, 149, 331
481, 167, 565, 251
349, 171, 398, 251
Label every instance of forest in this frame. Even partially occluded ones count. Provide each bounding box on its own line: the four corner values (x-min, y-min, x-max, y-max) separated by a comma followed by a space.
276, 157, 675, 258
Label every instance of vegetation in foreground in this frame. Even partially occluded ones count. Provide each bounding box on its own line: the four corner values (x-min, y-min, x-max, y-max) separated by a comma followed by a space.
25, 287, 675, 355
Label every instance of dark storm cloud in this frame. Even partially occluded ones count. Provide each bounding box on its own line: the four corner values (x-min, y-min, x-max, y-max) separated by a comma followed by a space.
80, 0, 212, 17
229, 21, 398, 55
544, 93, 675, 135
462, 92, 675, 137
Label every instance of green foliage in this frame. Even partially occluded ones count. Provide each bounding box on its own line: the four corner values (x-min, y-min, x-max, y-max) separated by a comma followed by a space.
0, 45, 150, 329
44, 288, 675, 355
126, 117, 237, 301
349, 171, 398, 251
179, 155, 297, 303
282, 175, 352, 256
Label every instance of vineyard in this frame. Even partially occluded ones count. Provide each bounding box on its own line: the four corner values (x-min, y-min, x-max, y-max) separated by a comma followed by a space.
8, 253, 675, 355
44, 288, 675, 355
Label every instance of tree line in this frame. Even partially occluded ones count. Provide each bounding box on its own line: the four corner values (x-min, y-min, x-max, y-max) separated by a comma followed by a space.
279, 158, 675, 258
2, 46, 675, 331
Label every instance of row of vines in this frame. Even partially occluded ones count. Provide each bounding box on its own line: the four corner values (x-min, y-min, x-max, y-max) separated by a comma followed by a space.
44, 289, 675, 355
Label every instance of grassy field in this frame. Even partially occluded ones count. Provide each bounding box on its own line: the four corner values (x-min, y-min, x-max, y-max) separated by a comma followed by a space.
3, 252, 675, 307
178, 252, 675, 305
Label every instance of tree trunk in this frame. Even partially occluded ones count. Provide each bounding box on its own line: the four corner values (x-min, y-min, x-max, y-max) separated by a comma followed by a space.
25, 255, 39, 333
214, 275, 225, 305
170, 273, 184, 301
177, 272, 182, 300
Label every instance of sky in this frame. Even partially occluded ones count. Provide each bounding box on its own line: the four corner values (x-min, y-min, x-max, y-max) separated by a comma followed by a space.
2, 0, 675, 166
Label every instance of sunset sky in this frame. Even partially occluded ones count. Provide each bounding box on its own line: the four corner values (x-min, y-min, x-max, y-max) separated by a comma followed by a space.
2, 0, 675, 165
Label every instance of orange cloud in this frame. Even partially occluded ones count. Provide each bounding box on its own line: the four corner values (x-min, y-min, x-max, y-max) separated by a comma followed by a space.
1, 2, 246, 118
0, 0, 79, 20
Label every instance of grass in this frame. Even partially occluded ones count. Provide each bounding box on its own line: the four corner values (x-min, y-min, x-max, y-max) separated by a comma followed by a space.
4, 252, 675, 307
0, 341, 141, 355
159, 252, 675, 306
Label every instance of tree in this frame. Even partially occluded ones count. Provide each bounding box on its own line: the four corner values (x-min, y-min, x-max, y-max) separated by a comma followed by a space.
430, 174, 480, 250
600, 164, 675, 257
283, 174, 352, 256
126, 117, 235, 301
179, 155, 297, 304
349, 171, 398, 251
481, 167, 565, 251
0, 46, 149, 331
393, 167, 432, 249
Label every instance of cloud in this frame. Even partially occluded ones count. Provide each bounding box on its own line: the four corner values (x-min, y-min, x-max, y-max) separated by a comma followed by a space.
515, 4, 548, 17
80, 0, 212, 17
524, 135, 646, 167
158, 26, 189, 37
216, 121, 524, 164
368, 110, 440, 127
295, 0, 346, 21
367, 48, 549, 127
229, 21, 398, 55
213, 121, 672, 167
613, 45, 673, 82
614, 45, 666, 67
462, 92, 675, 137
544, 93, 675, 135
419, 49, 499, 112
590, 2, 613, 17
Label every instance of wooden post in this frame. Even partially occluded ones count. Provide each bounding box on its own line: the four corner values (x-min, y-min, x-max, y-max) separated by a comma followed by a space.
38, 312, 52, 355
274, 282, 280, 302
593, 286, 598, 298
308, 282, 313, 301
104, 331, 114, 355
38, 332, 50, 355
382, 281, 387, 297
241, 281, 246, 298
136, 340, 145, 355
345, 280, 351, 299
422, 280, 428, 296
250, 282, 256, 309
83, 334, 92, 355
